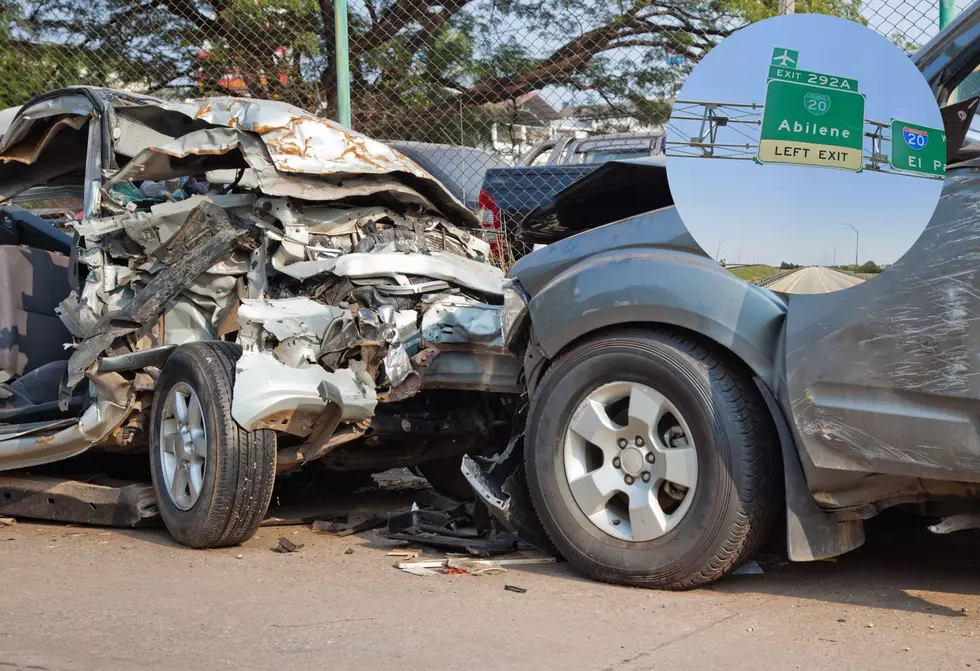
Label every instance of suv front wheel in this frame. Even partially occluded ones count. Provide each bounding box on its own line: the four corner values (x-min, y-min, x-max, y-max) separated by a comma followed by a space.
525, 328, 780, 589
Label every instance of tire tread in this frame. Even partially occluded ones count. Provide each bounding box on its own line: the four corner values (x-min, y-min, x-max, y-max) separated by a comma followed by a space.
526, 327, 780, 590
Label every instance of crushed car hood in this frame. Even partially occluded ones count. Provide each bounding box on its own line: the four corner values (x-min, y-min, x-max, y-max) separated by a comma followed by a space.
0, 87, 477, 227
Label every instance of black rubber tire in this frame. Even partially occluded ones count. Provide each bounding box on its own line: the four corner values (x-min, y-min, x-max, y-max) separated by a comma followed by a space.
149, 341, 277, 548
525, 328, 780, 590
417, 456, 475, 501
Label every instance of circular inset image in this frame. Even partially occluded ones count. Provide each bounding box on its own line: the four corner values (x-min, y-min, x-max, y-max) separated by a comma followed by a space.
666, 13, 946, 294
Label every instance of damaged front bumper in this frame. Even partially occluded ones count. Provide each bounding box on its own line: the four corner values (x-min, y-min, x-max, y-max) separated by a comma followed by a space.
232, 352, 377, 434
460, 408, 554, 552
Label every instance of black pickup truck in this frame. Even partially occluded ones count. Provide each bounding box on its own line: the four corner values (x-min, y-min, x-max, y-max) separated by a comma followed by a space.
477, 132, 665, 260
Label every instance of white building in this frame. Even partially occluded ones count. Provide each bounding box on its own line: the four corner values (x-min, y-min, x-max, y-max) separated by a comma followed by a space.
487, 91, 669, 161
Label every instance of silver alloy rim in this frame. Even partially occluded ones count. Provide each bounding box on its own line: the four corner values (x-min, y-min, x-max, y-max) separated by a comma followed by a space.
159, 383, 207, 511
563, 381, 699, 542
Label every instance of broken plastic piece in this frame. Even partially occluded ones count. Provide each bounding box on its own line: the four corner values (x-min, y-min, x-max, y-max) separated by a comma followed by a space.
271, 537, 304, 553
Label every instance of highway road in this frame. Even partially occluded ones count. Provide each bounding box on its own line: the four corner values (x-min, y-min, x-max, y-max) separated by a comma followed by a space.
766, 266, 866, 294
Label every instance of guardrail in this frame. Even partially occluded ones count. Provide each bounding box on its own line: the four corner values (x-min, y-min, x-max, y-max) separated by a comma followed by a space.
756, 269, 799, 288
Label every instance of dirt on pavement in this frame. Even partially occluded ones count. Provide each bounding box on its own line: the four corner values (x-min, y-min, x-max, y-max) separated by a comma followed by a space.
0, 476, 978, 671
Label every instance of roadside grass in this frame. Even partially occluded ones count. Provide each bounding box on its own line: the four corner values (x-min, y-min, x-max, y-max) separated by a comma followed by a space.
726, 264, 782, 284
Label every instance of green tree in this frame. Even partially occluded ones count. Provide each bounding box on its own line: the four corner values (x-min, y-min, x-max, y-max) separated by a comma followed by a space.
0, 0, 867, 143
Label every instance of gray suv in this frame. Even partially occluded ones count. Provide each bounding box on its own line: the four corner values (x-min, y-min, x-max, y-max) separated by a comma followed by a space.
466, 6, 980, 589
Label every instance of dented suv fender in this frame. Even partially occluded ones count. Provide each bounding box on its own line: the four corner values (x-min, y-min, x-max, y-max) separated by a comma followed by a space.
512, 207, 787, 392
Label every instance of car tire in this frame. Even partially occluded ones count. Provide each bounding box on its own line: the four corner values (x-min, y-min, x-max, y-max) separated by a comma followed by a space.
149, 341, 277, 548
525, 328, 780, 589
418, 455, 475, 501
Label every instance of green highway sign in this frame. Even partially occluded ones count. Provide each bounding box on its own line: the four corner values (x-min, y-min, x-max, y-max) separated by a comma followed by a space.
758, 79, 865, 171
889, 120, 946, 176
770, 48, 798, 69
768, 66, 858, 91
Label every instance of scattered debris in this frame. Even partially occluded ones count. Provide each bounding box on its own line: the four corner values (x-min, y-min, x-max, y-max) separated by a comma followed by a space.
236, 554, 244, 559
395, 551, 554, 578
344, 548, 355, 555
837, 618, 847, 623
387, 504, 455, 535
384, 501, 530, 555
0, 516, 15, 526
732, 560, 764, 576
396, 560, 447, 570
272, 537, 305, 553
446, 554, 556, 571
387, 549, 420, 559
504, 584, 527, 594
386, 532, 524, 555
313, 513, 385, 537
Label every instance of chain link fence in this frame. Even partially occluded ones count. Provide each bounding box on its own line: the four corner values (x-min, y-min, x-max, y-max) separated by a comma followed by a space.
0, 0, 973, 263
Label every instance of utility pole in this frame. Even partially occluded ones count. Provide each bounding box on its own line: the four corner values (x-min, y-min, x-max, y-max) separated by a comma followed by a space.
715, 240, 725, 262
737, 248, 744, 264
940, 0, 958, 102
335, 0, 351, 128
940, 0, 955, 29
843, 223, 859, 268
778, 0, 795, 14
828, 244, 836, 266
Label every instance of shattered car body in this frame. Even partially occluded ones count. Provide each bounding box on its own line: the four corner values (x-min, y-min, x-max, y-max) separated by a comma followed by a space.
0, 87, 517, 543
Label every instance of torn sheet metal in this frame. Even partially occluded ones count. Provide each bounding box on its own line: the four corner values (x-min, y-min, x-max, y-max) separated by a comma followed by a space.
0, 391, 133, 471
20, 88, 480, 225
421, 297, 504, 346
238, 297, 343, 342
277, 251, 504, 298
63, 202, 248, 391
105, 128, 455, 218
231, 352, 376, 435
0, 114, 89, 165
417, 348, 521, 395
75, 193, 255, 240
384, 344, 412, 387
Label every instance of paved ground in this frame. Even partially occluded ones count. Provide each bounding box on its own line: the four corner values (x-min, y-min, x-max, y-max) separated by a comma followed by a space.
767, 266, 865, 294
1, 477, 979, 671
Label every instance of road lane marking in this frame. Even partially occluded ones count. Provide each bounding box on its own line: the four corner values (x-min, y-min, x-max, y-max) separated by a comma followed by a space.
785, 267, 807, 292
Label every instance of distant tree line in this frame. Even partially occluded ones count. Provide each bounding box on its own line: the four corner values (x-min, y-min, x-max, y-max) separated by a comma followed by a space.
833, 261, 882, 274
774, 261, 883, 274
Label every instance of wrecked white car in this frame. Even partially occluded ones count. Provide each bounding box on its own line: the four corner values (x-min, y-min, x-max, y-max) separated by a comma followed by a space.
0, 87, 518, 547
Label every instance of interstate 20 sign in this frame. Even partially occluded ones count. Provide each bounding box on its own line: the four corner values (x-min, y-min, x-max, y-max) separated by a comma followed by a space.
889, 119, 946, 177
758, 79, 865, 171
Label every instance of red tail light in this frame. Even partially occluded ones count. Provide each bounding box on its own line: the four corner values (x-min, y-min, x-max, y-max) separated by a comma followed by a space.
477, 188, 506, 263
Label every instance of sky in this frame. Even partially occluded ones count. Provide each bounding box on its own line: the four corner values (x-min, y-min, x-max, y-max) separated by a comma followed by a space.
666, 13, 946, 268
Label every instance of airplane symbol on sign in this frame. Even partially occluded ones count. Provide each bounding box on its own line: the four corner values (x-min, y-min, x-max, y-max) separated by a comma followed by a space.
772, 50, 797, 67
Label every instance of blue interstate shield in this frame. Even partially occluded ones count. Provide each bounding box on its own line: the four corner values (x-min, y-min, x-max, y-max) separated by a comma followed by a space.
903, 127, 928, 150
